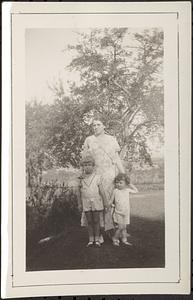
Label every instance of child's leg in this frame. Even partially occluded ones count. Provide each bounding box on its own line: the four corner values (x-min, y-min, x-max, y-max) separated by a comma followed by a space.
122, 224, 132, 245
113, 224, 123, 241
121, 226, 127, 243
99, 227, 104, 244
126, 224, 131, 237
85, 211, 94, 243
99, 211, 104, 243
92, 211, 100, 242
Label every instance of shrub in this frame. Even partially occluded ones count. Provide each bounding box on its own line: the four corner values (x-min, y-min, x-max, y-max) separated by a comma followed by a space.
26, 183, 80, 247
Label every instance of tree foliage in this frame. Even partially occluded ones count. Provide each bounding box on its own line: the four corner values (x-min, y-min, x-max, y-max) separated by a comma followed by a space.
66, 28, 164, 165
26, 101, 52, 185
26, 27, 164, 173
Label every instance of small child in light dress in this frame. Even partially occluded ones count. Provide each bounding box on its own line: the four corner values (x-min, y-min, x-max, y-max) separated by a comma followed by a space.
111, 173, 138, 246
78, 154, 107, 247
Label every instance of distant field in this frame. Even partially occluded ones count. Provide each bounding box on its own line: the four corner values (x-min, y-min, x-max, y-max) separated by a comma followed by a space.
130, 190, 164, 220
41, 166, 164, 192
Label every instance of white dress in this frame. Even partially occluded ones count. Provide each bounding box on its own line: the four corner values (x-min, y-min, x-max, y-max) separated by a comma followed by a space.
112, 188, 131, 225
80, 173, 104, 212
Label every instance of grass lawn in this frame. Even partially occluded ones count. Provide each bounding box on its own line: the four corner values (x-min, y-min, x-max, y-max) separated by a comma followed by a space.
26, 190, 164, 271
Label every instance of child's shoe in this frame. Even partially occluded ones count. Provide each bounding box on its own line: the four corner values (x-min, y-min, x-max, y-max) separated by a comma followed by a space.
122, 241, 132, 246
86, 241, 94, 247
99, 234, 104, 244
112, 238, 120, 247
95, 241, 101, 247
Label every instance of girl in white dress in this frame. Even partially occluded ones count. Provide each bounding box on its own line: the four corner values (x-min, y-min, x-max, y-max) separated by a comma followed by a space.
111, 173, 138, 246
78, 153, 108, 247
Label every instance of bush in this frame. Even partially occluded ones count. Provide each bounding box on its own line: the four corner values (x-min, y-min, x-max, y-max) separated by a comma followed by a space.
26, 183, 80, 247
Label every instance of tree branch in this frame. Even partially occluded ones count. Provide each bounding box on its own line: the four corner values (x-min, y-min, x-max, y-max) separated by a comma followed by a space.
129, 120, 157, 138
110, 79, 131, 106
127, 106, 141, 125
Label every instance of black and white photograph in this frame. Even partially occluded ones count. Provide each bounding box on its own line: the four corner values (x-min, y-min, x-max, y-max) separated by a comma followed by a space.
26, 27, 165, 271
1, 2, 191, 298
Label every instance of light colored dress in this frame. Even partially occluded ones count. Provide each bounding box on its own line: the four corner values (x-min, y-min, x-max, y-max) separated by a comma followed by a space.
81, 134, 121, 230
112, 188, 131, 225
80, 173, 104, 212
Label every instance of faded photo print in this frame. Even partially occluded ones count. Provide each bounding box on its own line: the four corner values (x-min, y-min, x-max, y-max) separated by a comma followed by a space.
26, 27, 164, 271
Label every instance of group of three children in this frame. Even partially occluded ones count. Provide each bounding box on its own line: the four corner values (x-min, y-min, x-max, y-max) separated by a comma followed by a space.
77, 153, 138, 248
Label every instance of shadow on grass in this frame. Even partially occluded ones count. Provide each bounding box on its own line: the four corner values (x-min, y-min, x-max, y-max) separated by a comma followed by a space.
26, 215, 165, 271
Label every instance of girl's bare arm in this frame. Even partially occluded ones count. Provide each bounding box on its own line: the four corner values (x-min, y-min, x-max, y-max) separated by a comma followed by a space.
128, 183, 138, 193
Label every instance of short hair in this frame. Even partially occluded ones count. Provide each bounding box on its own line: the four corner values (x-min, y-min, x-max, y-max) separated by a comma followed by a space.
114, 173, 130, 185
92, 117, 105, 126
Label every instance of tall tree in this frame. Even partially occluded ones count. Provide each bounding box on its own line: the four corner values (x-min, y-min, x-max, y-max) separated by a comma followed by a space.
66, 28, 164, 165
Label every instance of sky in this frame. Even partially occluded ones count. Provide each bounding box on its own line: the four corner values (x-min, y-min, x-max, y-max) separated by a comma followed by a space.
26, 28, 147, 104
26, 29, 80, 103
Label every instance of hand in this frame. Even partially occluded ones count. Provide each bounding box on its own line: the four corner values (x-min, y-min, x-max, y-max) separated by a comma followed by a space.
104, 205, 110, 212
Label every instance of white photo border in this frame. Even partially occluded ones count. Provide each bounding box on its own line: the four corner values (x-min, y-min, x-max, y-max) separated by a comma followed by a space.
2, 2, 191, 298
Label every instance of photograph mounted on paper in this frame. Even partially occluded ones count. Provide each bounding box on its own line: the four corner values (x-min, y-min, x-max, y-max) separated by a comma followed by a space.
2, 2, 191, 298
26, 27, 164, 271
